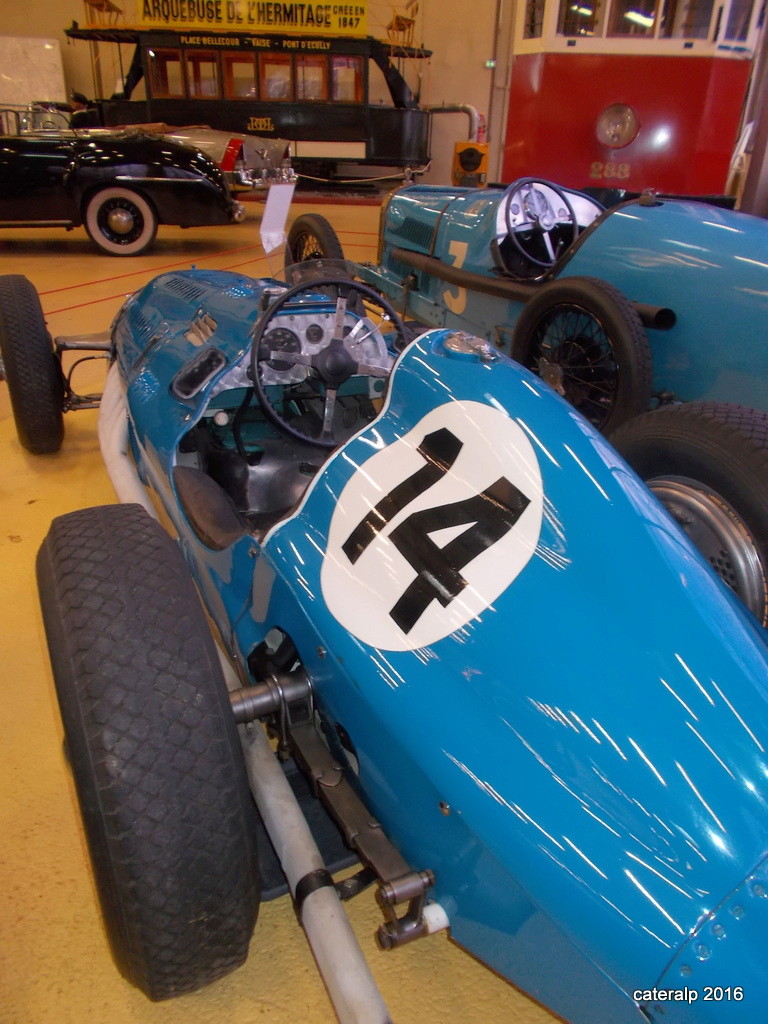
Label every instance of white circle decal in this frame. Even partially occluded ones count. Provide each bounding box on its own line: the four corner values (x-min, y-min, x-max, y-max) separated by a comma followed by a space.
321, 400, 543, 651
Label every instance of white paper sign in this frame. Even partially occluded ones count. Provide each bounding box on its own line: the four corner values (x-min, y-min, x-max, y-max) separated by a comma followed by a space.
260, 182, 296, 253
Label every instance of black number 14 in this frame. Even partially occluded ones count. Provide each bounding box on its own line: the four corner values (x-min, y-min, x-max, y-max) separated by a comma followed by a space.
342, 427, 530, 634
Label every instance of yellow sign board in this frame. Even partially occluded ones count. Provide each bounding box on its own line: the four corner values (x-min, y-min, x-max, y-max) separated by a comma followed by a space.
137, 1, 368, 36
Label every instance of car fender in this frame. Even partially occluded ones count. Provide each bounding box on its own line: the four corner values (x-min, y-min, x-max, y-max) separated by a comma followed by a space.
70, 135, 232, 222
561, 199, 768, 407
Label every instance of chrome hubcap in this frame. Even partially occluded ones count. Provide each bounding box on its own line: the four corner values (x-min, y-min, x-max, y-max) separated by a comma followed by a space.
650, 475, 765, 617
538, 357, 566, 395
107, 208, 136, 235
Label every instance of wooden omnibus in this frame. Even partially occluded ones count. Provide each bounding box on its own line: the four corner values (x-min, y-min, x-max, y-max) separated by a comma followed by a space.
65, 23, 432, 177
502, 0, 762, 194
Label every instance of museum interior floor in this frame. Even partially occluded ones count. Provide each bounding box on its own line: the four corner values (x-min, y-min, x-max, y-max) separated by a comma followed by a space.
0, 197, 562, 1024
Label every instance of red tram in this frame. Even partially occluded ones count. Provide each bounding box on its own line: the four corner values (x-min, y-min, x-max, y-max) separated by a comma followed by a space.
502, 0, 761, 193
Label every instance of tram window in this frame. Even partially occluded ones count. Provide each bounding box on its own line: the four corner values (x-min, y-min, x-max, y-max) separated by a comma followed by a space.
260, 54, 293, 100
524, 0, 546, 36
223, 52, 256, 98
148, 48, 184, 98
724, 0, 754, 40
186, 51, 219, 98
331, 56, 363, 102
660, 0, 714, 37
608, 0, 658, 34
296, 56, 328, 100
558, 0, 604, 36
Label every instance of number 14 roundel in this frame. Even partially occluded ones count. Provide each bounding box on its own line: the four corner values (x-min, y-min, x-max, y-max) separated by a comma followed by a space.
321, 400, 544, 651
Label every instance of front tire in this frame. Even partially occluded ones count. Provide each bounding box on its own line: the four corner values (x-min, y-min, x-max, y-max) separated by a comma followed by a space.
0, 274, 64, 453
84, 187, 158, 256
285, 213, 344, 268
37, 504, 259, 999
512, 276, 652, 433
610, 402, 768, 625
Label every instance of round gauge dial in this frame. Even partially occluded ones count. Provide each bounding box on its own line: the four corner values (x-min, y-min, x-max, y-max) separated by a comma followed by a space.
305, 322, 324, 344
262, 326, 302, 370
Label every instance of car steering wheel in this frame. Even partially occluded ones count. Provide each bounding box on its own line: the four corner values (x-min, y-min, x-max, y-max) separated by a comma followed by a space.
250, 277, 406, 449
503, 178, 579, 269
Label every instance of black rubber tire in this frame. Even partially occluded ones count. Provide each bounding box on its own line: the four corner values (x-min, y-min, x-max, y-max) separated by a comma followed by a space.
511, 275, 652, 434
0, 274, 64, 453
84, 187, 158, 256
610, 402, 768, 625
36, 504, 259, 1000
285, 213, 344, 268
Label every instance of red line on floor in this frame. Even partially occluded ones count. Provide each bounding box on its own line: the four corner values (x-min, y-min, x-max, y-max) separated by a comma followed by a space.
42, 233, 377, 315
38, 230, 377, 298
43, 252, 276, 315
37, 242, 267, 297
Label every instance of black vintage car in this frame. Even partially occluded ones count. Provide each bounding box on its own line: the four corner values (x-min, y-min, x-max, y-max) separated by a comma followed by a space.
0, 110, 245, 255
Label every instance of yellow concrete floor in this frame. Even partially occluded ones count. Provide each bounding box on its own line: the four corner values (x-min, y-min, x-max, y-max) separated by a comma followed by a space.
0, 202, 563, 1024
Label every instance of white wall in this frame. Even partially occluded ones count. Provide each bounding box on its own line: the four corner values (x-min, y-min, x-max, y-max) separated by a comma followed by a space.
0, 1, 93, 100
0, 0, 500, 185
365, 0, 499, 183
418, 2, 497, 183
0, 37, 66, 105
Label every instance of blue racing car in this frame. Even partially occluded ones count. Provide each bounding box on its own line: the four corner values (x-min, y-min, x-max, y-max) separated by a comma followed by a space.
5, 259, 768, 1023
286, 182, 768, 626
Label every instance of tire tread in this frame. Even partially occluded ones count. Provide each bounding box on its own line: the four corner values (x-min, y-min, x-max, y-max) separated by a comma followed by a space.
610, 401, 768, 624
36, 504, 258, 999
285, 213, 344, 268
0, 275, 64, 453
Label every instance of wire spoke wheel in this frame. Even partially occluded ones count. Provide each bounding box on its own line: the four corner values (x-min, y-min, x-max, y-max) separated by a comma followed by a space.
512, 276, 652, 434
285, 213, 343, 268
530, 303, 619, 428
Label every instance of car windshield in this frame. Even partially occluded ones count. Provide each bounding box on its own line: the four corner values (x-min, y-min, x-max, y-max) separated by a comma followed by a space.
0, 104, 73, 135
282, 258, 363, 287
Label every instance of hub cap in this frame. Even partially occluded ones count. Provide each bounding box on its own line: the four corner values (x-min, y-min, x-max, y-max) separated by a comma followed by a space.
529, 305, 618, 429
650, 475, 765, 617
106, 207, 136, 235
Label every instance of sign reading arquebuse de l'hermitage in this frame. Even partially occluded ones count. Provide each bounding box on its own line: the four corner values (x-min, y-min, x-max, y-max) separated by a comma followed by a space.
137, 0, 368, 36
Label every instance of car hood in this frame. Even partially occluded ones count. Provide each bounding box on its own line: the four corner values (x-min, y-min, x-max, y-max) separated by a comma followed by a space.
51, 124, 291, 175
265, 330, 768, 991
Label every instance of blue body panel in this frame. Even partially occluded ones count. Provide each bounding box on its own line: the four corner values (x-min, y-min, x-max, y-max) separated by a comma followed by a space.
262, 334, 768, 1021
364, 184, 768, 412
562, 202, 768, 406
114, 269, 279, 658
113, 268, 768, 1024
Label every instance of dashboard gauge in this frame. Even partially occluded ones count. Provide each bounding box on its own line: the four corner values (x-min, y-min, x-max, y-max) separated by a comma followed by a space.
305, 322, 324, 344
262, 326, 302, 370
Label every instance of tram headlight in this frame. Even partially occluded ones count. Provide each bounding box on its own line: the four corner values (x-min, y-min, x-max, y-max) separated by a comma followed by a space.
595, 103, 639, 148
